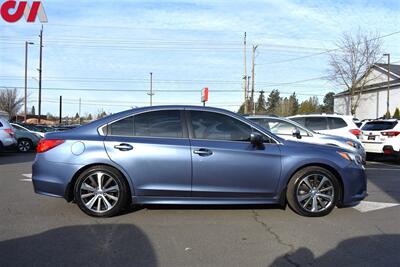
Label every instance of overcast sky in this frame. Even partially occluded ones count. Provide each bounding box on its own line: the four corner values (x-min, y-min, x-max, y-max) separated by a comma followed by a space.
1, 0, 400, 117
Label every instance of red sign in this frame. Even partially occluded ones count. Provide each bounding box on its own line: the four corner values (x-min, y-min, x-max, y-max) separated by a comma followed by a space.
1, 1, 48, 23
201, 87, 209, 103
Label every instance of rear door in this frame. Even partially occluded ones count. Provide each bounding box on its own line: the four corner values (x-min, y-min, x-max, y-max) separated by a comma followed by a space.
188, 110, 282, 198
103, 109, 192, 197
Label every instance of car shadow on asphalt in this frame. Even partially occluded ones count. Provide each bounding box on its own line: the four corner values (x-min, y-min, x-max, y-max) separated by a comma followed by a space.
0, 151, 36, 165
271, 234, 400, 266
0, 224, 157, 267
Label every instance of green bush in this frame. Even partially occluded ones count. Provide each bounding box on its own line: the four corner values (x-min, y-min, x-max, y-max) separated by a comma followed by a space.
393, 108, 400, 119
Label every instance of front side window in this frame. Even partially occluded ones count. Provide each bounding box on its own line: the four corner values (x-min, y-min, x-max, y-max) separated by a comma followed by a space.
269, 120, 308, 136
107, 110, 183, 138
190, 111, 252, 141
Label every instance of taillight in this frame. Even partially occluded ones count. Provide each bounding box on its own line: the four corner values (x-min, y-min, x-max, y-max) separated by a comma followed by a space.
381, 131, 400, 137
350, 129, 361, 137
36, 139, 65, 153
4, 128, 14, 137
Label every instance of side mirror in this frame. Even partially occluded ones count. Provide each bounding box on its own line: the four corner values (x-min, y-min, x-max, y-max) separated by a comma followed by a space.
250, 132, 264, 148
292, 128, 302, 139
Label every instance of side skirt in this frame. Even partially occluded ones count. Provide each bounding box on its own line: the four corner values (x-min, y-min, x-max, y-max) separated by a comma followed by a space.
132, 196, 280, 205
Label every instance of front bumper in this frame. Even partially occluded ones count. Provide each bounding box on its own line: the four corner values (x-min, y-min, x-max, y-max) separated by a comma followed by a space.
340, 164, 367, 206
32, 156, 83, 199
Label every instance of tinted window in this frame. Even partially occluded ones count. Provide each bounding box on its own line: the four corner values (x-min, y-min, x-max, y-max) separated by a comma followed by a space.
0, 122, 3, 127
134, 110, 183, 138
328, 117, 347, 129
290, 117, 306, 126
108, 116, 134, 136
362, 121, 398, 131
305, 117, 328, 130
108, 110, 183, 138
191, 111, 251, 141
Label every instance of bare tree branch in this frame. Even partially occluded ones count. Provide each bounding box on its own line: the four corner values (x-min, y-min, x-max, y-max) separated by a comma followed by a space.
0, 88, 24, 120
328, 29, 382, 115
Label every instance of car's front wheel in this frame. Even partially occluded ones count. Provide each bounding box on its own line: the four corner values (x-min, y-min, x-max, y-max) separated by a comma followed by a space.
74, 166, 129, 217
286, 166, 340, 217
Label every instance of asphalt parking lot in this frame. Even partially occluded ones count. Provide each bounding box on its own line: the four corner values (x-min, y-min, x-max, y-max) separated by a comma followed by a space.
0, 152, 399, 267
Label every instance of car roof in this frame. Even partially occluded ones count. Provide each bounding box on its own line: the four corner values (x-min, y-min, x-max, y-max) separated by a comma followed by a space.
289, 114, 354, 118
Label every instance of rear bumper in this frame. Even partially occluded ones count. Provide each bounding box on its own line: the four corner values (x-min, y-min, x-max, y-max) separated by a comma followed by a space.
32, 156, 83, 199
340, 165, 367, 206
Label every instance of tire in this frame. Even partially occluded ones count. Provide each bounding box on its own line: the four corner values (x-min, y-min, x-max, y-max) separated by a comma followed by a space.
286, 166, 340, 217
17, 139, 32, 153
73, 165, 129, 217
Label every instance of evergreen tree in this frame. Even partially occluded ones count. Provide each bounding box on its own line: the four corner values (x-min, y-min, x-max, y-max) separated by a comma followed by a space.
321, 92, 335, 113
266, 89, 281, 115
299, 97, 320, 114
255, 91, 267, 114
384, 111, 391, 119
288, 93, 299, 115
31, 105, 36, 115
393, 108, 400, 119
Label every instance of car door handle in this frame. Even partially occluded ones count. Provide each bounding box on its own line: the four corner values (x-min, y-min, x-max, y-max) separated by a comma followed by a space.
193, 148, 213, 156
114, 143, 133, 151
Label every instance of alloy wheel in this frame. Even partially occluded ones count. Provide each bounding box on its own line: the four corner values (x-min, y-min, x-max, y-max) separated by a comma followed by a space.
296, 174, 334, 213
18, 140, 31, 152
79, 171, 120, 213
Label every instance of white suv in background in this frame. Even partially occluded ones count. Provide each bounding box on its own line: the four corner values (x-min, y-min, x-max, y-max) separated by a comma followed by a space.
288, 114, 361, 141
360, 119, 400, 159
0, 117, 17, 151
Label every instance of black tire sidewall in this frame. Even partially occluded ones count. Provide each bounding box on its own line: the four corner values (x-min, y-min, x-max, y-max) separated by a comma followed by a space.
287, 167, 340, 217
73, 166, 129, 217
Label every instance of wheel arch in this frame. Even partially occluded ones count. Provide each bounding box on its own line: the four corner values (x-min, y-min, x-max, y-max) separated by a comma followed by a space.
281, 163, 344, 206
64, 163, 133, 203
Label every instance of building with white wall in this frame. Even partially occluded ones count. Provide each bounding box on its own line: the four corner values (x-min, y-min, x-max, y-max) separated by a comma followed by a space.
334, 64, 400, 120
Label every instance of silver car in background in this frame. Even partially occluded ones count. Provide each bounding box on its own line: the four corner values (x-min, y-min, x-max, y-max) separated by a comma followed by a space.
0, 116, 17, 151
247, 115, 366, 163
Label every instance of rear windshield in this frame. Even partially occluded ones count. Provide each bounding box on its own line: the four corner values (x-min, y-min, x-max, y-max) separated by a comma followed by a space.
362, 121, 398, 131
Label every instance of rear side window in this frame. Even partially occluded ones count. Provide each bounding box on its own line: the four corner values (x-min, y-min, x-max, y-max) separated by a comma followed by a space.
362, 121, 398, 131
305, 117, 328, 131
107, 110, 183, 138
328, 117, 347, 129
290, 117, 305, 126
190, 111, 251, 141
0, 121, 3, 127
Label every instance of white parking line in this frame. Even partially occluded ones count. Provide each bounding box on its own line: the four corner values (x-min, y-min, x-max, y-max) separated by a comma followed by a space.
353, 201, 400, 213
20, 173, 32, 182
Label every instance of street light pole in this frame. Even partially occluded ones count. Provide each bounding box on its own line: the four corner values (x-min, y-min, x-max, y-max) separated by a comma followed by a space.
383, 53, 391, 116
148, 72, 154, 106
24, 41, 34, 122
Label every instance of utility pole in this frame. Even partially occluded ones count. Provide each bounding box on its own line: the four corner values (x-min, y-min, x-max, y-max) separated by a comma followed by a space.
383, 53, 391, 116
59, 96, 62, 125
38, 25, 43, 123
24, 41, 34, 122
148, 72, 154, 106
243, 32, 248, 114
250, 44, 258, 114
78, 97, 82, 124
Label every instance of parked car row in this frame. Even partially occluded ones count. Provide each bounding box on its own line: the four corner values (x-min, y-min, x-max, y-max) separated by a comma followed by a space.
0, 119, 79, 153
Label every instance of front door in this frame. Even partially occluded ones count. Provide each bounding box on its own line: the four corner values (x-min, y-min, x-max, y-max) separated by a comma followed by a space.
188, 110, 282, 198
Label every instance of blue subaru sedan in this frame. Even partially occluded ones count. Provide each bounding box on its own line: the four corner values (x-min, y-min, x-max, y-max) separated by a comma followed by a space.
32, 106, 366, 217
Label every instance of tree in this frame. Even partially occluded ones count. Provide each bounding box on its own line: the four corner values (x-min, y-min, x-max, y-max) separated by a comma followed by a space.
288, 92, 299, 115
321, 92, 335, 113
393, 108, 400, 119
255, 91, 267, 115
74, 112, 80, 120
0, 88, 24, 119
384, 111, 391, 119
266, 89, 281, 115
299, 97, 320, 114
87, 113, 93, 121
328, 29, 382, 115
30, 105, 36, 115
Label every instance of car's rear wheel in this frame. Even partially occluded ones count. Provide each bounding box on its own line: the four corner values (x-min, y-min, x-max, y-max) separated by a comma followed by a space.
17, 139, 32, 152
74, 166, 129, 217
286, 166, 339, 217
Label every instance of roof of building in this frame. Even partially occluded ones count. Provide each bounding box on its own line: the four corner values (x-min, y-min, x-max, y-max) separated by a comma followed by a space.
334, 63, 400, 97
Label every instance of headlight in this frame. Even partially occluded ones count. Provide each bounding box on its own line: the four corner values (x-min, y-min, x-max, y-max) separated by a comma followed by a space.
337, 151, 362, 165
